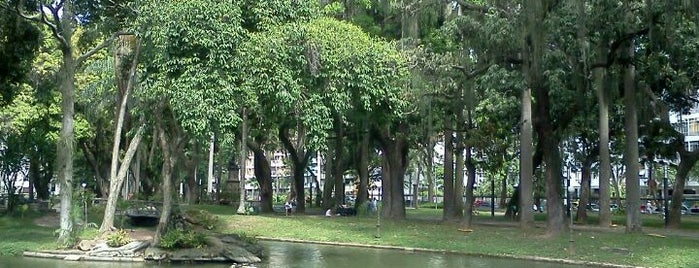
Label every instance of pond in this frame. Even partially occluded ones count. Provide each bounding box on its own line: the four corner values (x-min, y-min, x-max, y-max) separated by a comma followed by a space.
0, 241, 591, 268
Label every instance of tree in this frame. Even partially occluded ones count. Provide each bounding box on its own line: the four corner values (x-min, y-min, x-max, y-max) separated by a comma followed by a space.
134, 0, 246, 244
2, 0, 123, 245
99, 34, 143, 232
240, 17, 408, 215
621, 0, 642, 233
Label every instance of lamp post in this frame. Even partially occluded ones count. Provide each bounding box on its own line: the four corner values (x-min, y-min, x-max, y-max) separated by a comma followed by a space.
81, 182, 87, 226
568, 184, 575, 254
490, 178, 495, 217
663, 162, 669, 227
566, 165, 571, 217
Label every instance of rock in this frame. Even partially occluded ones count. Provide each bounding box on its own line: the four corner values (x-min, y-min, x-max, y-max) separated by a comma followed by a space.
143, 234, 264, 263
231, 264, 258, 268
90, 241, 150, 257
144, 247, 168, 261
77, 240, 97, 251
63, 255, 82, 261
220, 234, 265, 257
206, 236, 262, 263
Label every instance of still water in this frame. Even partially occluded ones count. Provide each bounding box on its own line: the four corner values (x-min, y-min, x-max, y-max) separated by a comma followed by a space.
0, 241, 590, 268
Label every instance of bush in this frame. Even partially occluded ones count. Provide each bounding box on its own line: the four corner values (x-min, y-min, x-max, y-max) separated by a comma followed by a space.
106, 229, 132, 247
159, 229, 206, 249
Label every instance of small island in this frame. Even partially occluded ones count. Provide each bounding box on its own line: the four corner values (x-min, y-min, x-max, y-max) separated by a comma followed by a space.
24, 208, 264, 265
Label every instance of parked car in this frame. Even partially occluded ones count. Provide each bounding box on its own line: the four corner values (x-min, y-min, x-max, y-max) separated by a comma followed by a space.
587, 203, 618, 213
691, 206, 699, 214
587, 203, 600, 212
654, 204, 689, 215
610, 204, 619, 212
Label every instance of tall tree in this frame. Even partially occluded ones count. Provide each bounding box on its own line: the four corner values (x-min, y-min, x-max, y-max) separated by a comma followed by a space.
622, 0, 642, 233
134, 0, 246, 242
99, 34, 143, 232
2, 0, 122, 245
240, 17, 408, 214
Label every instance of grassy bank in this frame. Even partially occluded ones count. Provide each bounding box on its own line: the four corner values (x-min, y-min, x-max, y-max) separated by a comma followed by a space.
0, 212, 55, 256
199, 205, 698, 268
1, 205, 697, 267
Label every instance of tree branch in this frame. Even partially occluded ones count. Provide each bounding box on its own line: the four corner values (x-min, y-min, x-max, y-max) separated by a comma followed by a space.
640, 84, 670, 124
76, 32, 124, 66
591, 28, 649, 69
43, 4, 69, 49
278, 124, 300, 162
452, 0, 495, 15
0, 2, 64, 47
0, 2, 40, 23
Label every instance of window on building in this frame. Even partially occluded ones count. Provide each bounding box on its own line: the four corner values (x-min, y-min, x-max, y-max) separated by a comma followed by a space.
688, 119, 699, 136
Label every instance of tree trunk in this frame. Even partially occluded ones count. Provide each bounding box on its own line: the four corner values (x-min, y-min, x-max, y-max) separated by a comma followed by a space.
291, 160, 307, 213
131, 150, 141, 198
611, 166, 623, 205
153, 120, 174, 246
575, 157, 592, 224
542, 138, 566, 235
333, 115, 345, 206
100, 35, 141, 233
426, 99, 435, 203
314, 175, 322, 207
595, 41, 612, 227
236, 108, 249, 214
100, 126, 144, 232
278, 123, 312, 214
248, 140, 274, 213
623, 18, 642, 232
184, 147, 199, 204
499, 165, 508, 209
380, 136, 408, 220
463, 141, 477, 228
80, 142, 109, 197
56, 2, 76, 244
518, 0, 541, 230
356, 121, 369, 210
29, 154, 50, 200
668, 150, 699, 228
453, 102, 465, 219
322, 142, 335, 210
442, 113, 455, 220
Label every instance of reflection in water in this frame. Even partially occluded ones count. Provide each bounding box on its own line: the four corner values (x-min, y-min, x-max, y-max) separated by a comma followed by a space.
259, 241, 589, 268
0, 241, 591, 268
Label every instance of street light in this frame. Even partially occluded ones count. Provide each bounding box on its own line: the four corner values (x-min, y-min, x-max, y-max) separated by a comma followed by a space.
567, 184, 575, 254
662, 162, 669, 227
81, 182, 87, 225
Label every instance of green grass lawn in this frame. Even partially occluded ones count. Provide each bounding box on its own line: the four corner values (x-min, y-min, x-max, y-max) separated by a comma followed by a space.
0, 212, 56, 256
1, 205, 697, 268
192, 205, 699, 268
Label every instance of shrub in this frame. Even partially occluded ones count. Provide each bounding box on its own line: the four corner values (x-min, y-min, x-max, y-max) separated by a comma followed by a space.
106, 229, 132, 247
159, 229, 206, 249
